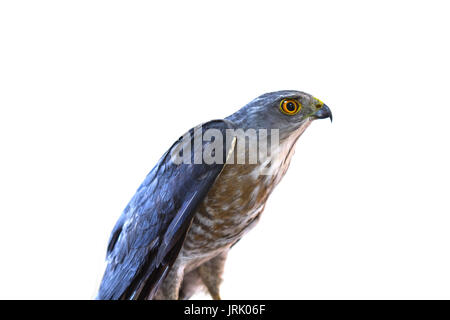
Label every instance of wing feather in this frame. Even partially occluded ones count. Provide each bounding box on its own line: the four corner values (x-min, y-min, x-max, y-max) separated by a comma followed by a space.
97, 119, 235, 300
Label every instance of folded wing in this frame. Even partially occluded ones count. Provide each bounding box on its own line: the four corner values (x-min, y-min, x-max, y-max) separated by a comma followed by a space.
97, 120, 236, 300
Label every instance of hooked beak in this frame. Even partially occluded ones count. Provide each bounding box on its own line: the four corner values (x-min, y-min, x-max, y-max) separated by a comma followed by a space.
313, 104, 333, 122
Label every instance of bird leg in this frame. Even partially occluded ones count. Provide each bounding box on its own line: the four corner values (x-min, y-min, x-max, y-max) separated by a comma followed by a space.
156, 261, 185, 300
198, 250, 228, 300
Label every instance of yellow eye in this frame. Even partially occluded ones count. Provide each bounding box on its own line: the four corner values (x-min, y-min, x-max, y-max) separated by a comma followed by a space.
280, 99, 301, 115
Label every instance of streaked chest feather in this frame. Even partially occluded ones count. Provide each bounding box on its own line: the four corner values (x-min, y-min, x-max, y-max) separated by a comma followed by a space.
180, 121, 311, 262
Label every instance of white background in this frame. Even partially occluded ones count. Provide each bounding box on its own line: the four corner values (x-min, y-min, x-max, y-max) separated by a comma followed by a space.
0, 1, 449, 300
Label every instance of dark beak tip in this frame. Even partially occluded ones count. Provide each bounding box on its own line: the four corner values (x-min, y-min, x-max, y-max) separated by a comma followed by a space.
314, 104, 333, 123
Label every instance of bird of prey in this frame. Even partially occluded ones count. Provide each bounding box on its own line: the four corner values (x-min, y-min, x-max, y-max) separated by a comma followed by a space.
97, 90, 332, 300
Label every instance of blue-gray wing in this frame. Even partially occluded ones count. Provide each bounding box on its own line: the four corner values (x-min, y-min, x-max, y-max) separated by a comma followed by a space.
97, 120, 236, 300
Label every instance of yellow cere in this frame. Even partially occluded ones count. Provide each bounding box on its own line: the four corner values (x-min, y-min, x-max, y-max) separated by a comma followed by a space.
313, 97, 324, 109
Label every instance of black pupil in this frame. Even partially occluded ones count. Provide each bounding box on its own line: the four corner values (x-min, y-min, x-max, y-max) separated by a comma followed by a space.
286, 102, 296, 112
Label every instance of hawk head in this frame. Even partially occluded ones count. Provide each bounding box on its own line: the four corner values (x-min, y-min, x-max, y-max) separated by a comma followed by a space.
226, 90, 332, 141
